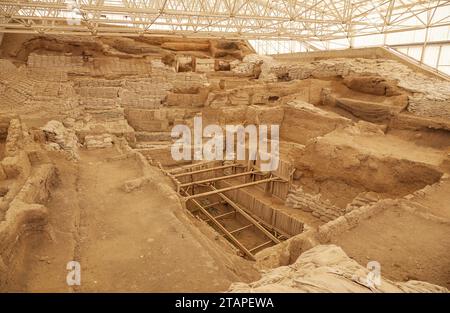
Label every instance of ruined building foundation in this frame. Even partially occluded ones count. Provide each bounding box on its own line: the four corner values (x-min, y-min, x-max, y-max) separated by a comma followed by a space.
0, 34, 449, 293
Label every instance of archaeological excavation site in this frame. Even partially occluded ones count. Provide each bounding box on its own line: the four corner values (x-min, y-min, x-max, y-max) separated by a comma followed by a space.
0, 1, 450, 295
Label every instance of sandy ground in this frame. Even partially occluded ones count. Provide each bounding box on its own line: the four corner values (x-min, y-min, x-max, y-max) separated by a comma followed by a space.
333, 205, 450, 288
324, 130, 447, 167
411, 180, 450, 220
5, 149, 258, 292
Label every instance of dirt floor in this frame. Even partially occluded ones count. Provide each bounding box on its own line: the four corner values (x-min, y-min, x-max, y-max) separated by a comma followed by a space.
411, 180, 450, 220
4, 149, 258, 292
333, 205, 450, 288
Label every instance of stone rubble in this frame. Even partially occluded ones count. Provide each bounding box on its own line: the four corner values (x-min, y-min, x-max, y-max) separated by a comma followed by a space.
286, 187, 345, 222
231, 54, 279, 81
345, 191, 381, 213
84, 134, 114, 150
269, 57, 450, 119
229, 244, 448, 293
41, 120, 80, 160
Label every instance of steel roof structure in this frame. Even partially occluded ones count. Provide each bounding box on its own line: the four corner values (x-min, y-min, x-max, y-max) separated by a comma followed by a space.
1, 1, 450, 73
0, 1, 448, 39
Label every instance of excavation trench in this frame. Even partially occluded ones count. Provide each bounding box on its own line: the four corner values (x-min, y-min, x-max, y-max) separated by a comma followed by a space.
186, 195, 278, 259
163, 160, 305, 260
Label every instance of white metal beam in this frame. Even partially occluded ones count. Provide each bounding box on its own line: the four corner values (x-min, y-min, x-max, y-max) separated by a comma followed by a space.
0, 0, 447, 40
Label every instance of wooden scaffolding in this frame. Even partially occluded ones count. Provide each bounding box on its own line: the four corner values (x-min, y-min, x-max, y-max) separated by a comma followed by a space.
161, 160, 292, 260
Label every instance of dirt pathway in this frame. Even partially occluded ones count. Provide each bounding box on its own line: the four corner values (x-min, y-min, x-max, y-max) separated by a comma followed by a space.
6, 148, 255, 292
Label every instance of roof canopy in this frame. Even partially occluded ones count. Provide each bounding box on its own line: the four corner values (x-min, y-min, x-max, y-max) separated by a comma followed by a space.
0, 1, 448, 40
1, 1, 449, 74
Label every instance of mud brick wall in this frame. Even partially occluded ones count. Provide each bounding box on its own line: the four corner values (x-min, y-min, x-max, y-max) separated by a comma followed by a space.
170, 72, 209, 93
138, 145, 192, 167
317, 200, 389, 243
124, 108, 170, 132
195, 58, 215, 73
77, 86, 120, 99
119, 96, 165, 109
0, 164, 58, 289
74, 78, 122, 88
166, 91, 208, 107
280, 101, 351, 145
27, 53, 83, 68
286, 189, 345, 222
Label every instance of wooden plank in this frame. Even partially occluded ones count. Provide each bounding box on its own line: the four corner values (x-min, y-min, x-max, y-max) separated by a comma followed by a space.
179, 170, 258, 188
229, 224, 253, 235
203, 210, 235, 223
249, 240, 273, 253
209, 185, 281, 244
203, 201, 225, 209
214, 211, 235, 219
185, 177, 281, 200
189, 201, 224, 213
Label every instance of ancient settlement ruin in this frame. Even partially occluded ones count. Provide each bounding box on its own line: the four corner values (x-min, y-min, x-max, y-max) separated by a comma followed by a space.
0, 34, 449, 292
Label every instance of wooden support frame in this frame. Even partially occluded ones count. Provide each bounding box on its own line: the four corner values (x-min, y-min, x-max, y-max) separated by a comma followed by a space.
199, 201, 224, 210
179, 170, 259, 188
203, 210, 235, 223
188, 200, 226, 214
167, 161, 289, 260
184, 177, 282, 201
184, 193, 256, 261
167, 160, 220, 174
209, 185, 281, 244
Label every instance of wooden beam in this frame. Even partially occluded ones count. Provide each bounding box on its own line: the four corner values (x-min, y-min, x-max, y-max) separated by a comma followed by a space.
173, 163, 241, 178
203, 210, 236, 223
184, 177, 281, 200
229, 224, 254, 235
202, 201, 225, 209
214, 211, 236, 220
249, 240, 273, 253
168, 160, 220, 174
189, 201, 225, 214
179, 170, 258, 188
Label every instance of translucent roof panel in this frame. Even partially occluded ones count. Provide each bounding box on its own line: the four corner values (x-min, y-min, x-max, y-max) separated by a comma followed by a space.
1, 1, 449, 74
0, 1, 448, 40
